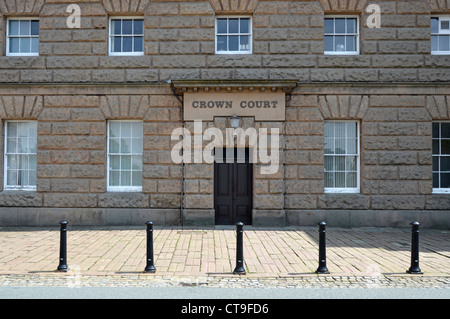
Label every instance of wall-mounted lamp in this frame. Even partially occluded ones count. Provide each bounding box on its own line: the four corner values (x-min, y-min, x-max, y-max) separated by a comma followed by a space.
230, 116, 240, 136
230, 115, 240, 129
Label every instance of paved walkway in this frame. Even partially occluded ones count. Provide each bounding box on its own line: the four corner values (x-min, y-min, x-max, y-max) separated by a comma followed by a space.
0, 225, 449, 289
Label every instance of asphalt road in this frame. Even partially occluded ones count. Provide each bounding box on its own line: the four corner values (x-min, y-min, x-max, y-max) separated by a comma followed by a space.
0, 286, 449, 299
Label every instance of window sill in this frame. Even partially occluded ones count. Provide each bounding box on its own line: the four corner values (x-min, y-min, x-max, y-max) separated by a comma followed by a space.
324, 188, 360, 194
107, 187, 142, 192
432, 189, 450, 194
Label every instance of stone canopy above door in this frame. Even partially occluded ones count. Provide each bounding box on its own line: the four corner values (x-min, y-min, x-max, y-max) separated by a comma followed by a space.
171, 80, 297, 121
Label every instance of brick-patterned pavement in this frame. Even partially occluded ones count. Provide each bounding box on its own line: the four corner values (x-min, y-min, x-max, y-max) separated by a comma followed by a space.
0, 225, 448, 279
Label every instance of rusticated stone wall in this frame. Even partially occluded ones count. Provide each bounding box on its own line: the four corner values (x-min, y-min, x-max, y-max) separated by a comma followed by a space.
0, 0, 448, 82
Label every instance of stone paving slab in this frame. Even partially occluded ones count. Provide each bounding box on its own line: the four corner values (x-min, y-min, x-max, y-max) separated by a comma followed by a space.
0, 225, 449, 288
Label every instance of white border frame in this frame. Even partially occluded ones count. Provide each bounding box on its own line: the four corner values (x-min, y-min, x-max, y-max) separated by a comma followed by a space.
3, 120, 37, 191
108, 16, 144, 56
324, 15, 360, 56
6, 17, 39, 57
432, 121, 450, 194
324, 120, 360, 194
106, 120, 143, 192
431, 16, 450, 55
215, 16, 252, 55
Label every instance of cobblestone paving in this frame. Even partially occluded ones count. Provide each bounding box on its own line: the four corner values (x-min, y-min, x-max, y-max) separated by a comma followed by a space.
0, 274, 449, 289
0, 226, 449, 289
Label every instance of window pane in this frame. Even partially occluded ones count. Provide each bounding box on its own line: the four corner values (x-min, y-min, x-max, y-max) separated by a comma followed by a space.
324, 18, 334, 34
122, 19, 132, 35
240, 35, 249, 51
441, 173, 450, 188
7, 170, 17, 186
121, 155, 131, 170
19, 20, 30, 36
441, 157, 450, 171
335, 19, 345, 33
132, 171, 142, 187
110, 155, 120, 170
109, 138, 120, 153
121, 171, 131, 186
346, 35, 356, 52
131, 122, 142, 137
112, 36, 122, 52
20, 38, 31, 53
132, 155, 142, 170
110, 170, 120, 186
433, 156, 439, 171
324, 35, 334, 51
432, 123, 440, 138
113, 19, 121, 35
217, 35, 227, 51
325, 172, 333, 187
431, 35, 438, 51
441, 123, 450, 138
335, 172, 345, 187
131, 138, 142, 154
346, 172, 357, 188
439, 35, 449, 51
346, 156, 356, 171
324, 138, 334, 154
335, 35, 346, 51
240, 18, 250, 33
9, 37, 20, 53
229, 18, 239, 33
109, 122, 120, 137
9, 20, 19, 36
123, 36, 132, 52
134, 19, 143, 35
121, 138, 131, 153
229, 35, 239, 51
31, 21, 39, 36
335, 156, 345, 171
31, 38, 39, 53
431, 17, 439, 34
347, 18, 356, 34
217, 19, 227, 34
121, 122, 132, 137
433, 139, 440, 154
441, 20, 450, 30
324, 156, 333, 172
442, 140, 450, 155
134, 36, 143, 52
433, 173, 439, 188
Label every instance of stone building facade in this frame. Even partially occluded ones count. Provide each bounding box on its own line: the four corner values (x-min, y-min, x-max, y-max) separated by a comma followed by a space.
0, 0, 448, 229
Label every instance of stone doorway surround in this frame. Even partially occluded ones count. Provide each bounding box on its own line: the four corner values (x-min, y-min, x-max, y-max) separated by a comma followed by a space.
172, 80, 297, 226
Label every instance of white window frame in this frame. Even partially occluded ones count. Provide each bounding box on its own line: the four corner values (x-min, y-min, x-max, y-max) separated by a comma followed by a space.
108, 16, 144, 56
4, 120, 37, 191
324, 121, 360, 194
107, 120, 143, 192
324, 16, 360, 55
6, 17, 39, 57
215, 16, 252, 55
432, 122, 450, 194
431, 16, 450, 55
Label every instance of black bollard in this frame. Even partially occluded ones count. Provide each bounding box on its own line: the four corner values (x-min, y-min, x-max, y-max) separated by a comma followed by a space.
315, 221, 329, 274
407, 221, 423, 274
144, 221, 156, 273
57, 220, 68, 272
233, 222, 246, 275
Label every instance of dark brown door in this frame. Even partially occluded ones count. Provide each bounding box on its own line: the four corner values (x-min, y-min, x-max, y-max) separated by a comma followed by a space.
214, 148, 253, 225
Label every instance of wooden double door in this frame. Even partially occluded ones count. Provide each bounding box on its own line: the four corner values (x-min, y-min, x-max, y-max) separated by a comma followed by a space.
214, 148, 253, 225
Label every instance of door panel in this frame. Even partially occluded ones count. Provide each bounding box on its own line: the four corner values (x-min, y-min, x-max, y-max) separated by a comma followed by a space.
214, 148, 252, 225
